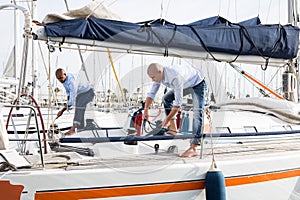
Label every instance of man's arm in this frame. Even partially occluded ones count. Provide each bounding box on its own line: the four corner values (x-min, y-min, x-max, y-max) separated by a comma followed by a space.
57, 74, 75, 119
162, 77, 182, 128
56, 100, 69, 119
67, 75, 76, 108
143, 97, 153, 121
162, 105, 180, 128
144, 81, 161, 121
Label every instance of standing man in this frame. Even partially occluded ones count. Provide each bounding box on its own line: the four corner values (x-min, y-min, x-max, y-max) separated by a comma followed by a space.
144, 63, 207, 157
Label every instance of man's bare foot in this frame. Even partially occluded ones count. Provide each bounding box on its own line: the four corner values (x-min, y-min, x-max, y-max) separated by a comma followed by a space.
64, 129, 76, 136
167, 119, 177, 135
179, 144, 199, 158
167, 129, 177, 135
63, 124, 76, 136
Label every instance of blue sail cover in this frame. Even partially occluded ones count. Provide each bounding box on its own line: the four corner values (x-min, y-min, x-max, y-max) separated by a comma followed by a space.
44, 16, 299, 60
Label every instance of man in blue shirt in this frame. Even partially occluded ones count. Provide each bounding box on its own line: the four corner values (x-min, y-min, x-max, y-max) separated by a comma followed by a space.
55, 68, 76, 119
144, 63, 207, 157
55, 68, 95, 135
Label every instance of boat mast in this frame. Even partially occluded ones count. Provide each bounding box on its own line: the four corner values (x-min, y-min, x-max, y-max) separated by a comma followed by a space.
31, 0, 38, 98
288, 0, 299, 26
283, 0, 299, 102
12, 0, 19, 90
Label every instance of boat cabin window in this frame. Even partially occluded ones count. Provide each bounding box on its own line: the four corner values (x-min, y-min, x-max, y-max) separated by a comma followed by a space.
243, 126, 257, 133
215, 127, 231, 133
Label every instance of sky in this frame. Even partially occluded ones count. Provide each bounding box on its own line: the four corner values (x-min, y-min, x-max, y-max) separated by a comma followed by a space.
0, 0, 297, 99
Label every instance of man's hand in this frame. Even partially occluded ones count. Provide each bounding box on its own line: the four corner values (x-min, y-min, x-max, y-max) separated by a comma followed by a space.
56, 109, 64, 119
162, 106, 180, 128
162, 118, 170, 128
56, 106, 67, 119
143, 108, 149, 121
143, 97, 152, 121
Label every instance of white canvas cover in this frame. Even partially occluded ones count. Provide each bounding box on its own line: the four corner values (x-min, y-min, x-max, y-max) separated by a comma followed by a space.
42, 0, 121, 24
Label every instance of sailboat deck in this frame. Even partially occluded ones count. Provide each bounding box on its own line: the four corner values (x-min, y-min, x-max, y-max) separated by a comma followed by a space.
22, 138, 300, 171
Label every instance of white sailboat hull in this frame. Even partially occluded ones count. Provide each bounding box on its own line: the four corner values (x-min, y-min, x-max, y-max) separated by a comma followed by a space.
1, 140, 300, 200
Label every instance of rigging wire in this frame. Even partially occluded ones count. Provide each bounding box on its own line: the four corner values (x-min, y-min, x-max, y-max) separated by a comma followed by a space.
205, 63, 215, 102
226, 0, 231, 19
164, 0, 171, 20
229, 63, 285, 99
86, 1, 102, 19
215, 63, 226, 99
107, 0, 119, 7
205, 62, 225, 103
234, 0, 237, 22
278, 0, 281, 24
266, 64, 286, 88
63, 0, 69, 12
158, 0, 171, 24
218, 0, 221, 16
160, 0, 163, 20
233, 66, 268, 98
265, 0, 272, 23
86, 0, 119, 19
257, 0, 261, 16
36, 39, 59, 107
63, 0, 90, 83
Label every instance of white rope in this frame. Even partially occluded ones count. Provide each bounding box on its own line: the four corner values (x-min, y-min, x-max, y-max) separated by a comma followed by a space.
160, 0, 164, 20
207, 108, 217, 168
86, 1, 102, 19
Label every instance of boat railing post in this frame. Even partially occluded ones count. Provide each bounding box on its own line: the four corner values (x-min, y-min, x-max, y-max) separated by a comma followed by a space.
21, 108, 34, 154
200, 134, 205, 159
